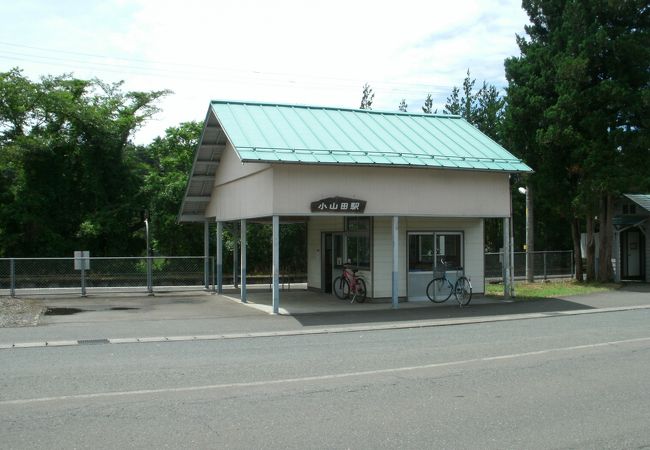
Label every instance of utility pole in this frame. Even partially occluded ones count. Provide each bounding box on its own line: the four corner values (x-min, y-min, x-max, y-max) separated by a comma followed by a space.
519, 185, 535, 283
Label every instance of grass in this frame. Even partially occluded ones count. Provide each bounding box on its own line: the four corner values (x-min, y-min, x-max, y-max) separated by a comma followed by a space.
485, 279, 619, 299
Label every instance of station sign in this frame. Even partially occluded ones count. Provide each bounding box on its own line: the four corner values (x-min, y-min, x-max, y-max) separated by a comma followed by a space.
310, 197, 366, 213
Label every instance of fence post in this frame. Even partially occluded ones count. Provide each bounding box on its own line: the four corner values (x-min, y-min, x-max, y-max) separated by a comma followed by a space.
80, 264, 87, 297
211, 257, 216, 294
10, 258, 15, 298
543, 251, 547, 281
146, 256, 153, 295
571, 251, 575, 280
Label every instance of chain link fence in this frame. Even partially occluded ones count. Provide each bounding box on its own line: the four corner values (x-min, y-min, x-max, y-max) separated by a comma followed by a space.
0, 257, 213, 296
485, 250, 574, 281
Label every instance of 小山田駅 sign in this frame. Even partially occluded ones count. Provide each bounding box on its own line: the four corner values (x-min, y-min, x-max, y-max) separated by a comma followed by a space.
310, 197, 366, 213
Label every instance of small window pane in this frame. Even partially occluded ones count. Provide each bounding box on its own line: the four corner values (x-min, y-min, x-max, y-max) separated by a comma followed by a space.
346, 217, 370, 232
436, 234, 461, 269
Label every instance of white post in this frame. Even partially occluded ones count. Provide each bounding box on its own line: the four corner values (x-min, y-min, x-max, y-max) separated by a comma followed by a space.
392, 216, 399, 309
272, 215, 280, 314
503, 217, 511, 299
204, 220, 210, 290
216, 220, 223, 294
240, 219, 247, 303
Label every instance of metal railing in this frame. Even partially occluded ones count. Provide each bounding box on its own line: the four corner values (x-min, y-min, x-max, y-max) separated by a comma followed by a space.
485, 250, 574, 281
0, 256, 214, 297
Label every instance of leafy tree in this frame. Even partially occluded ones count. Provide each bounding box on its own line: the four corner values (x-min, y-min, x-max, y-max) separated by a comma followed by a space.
0, 68, 169, 257
137, 121, 204, 256
398, 99, 408, 112
359, 83, 374, 110
505, 0, 649, 281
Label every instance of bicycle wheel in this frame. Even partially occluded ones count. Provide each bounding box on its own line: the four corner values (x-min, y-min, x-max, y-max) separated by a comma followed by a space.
454, 276, 472, 306
426, 278, 453, 302
353, 278, 367, 303
333, 276, 350, 299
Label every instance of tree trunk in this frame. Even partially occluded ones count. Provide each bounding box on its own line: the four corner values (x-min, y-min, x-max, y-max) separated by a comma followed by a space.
597, 193, 614, 281
571, 218, 584, 282
585, 215, 596, 282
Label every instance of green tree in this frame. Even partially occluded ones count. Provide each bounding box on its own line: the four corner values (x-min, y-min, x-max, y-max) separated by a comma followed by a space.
0, 68, 169, 257
360, 83, 374, 110
422, 93, 435, 114
137, 121, 204, 256
398, 99, 408, 112
505, 0, 649, 281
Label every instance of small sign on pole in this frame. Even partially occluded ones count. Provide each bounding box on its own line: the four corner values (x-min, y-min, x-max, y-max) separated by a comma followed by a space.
74, 251, 90, 270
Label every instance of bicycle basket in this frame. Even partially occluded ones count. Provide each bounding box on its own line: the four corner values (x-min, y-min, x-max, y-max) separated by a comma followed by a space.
433, 265, 447, 279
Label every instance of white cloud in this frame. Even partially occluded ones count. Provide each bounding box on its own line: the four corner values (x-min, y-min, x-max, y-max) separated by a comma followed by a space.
0, 0, 529, 143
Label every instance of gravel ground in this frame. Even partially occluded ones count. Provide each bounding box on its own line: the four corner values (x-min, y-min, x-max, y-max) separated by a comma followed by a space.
0, 297, 44, 327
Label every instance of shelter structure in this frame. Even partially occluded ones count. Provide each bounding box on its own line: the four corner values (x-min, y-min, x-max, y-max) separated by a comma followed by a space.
179, 101, 532, 313
613, 194, 649, 282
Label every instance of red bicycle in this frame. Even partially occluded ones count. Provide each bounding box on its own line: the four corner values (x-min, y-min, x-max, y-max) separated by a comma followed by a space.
333, 264, 367, 303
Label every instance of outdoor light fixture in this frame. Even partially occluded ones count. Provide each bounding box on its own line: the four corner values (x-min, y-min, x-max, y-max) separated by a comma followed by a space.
518, 185, 534, 282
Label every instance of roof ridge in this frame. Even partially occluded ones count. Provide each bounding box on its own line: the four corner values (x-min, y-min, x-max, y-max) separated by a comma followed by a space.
210, 99, 460, 119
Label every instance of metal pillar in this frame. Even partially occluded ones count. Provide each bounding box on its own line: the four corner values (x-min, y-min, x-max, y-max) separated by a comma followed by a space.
145, 219, 153, 295
216, 221, 223, 294
525, 185, 534, 282
9, 258, 15, 298
503, 217, 512, 299
233, 222, 239, 289
392, 216, 399, 309
203, 220, 210, 290
240, 219, 247, 303
272, 215, 280, 314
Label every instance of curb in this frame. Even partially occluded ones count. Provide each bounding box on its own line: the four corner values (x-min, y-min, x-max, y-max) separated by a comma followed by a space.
2, 304, 649, 350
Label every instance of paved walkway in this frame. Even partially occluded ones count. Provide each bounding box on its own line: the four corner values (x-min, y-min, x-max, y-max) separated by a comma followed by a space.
1, 283, 649, 347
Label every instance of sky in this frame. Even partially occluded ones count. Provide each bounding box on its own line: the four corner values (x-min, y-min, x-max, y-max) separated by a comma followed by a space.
0, 0, 530, 144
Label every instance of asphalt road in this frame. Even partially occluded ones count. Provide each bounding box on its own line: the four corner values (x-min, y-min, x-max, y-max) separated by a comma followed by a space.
1, 309, 649, 449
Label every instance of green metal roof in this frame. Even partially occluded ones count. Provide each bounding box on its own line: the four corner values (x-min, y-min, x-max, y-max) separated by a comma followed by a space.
210, 100, 532, 173
624, 194, 650, 212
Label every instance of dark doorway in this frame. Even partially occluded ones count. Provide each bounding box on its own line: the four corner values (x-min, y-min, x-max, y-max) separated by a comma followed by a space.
621, 228, 645, 280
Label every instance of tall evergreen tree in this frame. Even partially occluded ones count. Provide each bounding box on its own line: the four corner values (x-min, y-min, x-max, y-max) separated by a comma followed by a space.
359, 83, 374, 110
504, 0, 650, 281
422, 94, 434, 113
398, 99, 408, 112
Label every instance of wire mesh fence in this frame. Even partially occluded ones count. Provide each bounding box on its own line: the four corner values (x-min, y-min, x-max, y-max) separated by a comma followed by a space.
485, 250, 574, 280
0, 256, 213, 296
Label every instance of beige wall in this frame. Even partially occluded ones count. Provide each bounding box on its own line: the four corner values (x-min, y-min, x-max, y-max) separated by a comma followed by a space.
206, 144, 272, 221
273, 164, 510, 218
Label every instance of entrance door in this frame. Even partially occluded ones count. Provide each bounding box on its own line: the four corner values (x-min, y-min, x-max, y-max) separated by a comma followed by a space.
322, 233, 345, 293
625, 230, 641, 278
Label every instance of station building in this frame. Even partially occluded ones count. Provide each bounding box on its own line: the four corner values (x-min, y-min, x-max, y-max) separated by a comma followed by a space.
179, 101, 532, 312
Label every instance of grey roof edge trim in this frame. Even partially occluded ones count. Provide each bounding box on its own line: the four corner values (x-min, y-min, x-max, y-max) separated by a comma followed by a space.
239, 157, 532, 174
177, 108, 218, 224
210, 99, 461, 119
237, 146, 532, 167
623, 194, 650, 212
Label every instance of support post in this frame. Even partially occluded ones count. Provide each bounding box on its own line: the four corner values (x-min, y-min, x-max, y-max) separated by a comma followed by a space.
543, 251, 547, 280
216, 221, 223, 294
392, 216, 399, 309
503, 217, 512, 299
204, 220, 210, 290
233, 222, 239, 288
240, 219, 247, 303
9, 258, 15, 298
145, 219, 153, 295
272, 215, 280, 314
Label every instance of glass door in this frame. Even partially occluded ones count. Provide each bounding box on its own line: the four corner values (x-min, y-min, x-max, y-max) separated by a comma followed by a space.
408, 232, 463, 301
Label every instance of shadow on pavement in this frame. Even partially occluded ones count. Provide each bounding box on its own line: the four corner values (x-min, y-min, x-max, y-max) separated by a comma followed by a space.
292, 297, 595, 327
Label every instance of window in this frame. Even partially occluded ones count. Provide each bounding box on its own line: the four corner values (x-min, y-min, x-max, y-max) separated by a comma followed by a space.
345, 217, 371, 269
408, 232, 463, 272
436, 233, 462, 269
408, 234, 434, 271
